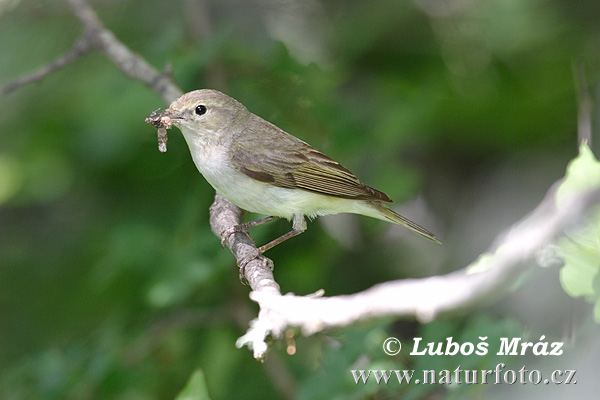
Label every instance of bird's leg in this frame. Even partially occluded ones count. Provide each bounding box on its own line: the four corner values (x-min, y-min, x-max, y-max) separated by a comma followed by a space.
243, 215, 280, 229
258, 214, 307, 254
220, 216, 280, 248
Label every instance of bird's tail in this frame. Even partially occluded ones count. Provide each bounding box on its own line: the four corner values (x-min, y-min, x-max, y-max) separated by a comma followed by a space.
368, 201, 442, 244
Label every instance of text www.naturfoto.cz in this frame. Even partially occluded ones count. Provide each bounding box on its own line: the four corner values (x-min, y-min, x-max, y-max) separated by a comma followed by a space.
351, 364, 577, 385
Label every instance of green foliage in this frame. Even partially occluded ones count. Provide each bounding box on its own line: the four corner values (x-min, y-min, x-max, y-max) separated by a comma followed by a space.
557, 142, 600, 321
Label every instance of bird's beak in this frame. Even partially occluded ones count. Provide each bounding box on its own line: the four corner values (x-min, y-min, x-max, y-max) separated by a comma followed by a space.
163, 108, 182, 121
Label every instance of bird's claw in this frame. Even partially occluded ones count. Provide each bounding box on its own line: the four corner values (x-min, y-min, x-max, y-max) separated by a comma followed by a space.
220, 224, 254, 249
220, 226, 239, 248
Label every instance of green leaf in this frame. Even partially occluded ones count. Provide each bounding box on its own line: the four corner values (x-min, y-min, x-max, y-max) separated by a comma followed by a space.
174, 369, 212, 400
556, 141, 600, 206
558, 222, 600, 298
557, 141, 600, 322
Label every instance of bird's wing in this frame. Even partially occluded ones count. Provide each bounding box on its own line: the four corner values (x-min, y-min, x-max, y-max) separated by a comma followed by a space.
230, 120, 392, 202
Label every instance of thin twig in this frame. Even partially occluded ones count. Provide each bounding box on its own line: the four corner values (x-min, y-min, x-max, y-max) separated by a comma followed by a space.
65, 0, 182, 103
3, 30, 96, 94
573, 61, 593, 147
4, 0, 182, 104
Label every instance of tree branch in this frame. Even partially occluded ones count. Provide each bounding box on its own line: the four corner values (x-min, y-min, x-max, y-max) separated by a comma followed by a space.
4, 0, 182, 104
209, 193, 280, 295
217, 181, 600, 360
2, 29, 96, 94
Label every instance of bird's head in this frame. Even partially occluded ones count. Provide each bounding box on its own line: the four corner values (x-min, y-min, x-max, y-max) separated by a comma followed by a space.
165, 89, 249, 138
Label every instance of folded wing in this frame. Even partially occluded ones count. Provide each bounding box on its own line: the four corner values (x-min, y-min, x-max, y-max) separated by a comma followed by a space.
230, 119, 392, 203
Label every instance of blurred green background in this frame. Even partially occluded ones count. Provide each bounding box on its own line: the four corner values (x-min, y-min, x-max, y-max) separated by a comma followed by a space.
1, 0, 599, 399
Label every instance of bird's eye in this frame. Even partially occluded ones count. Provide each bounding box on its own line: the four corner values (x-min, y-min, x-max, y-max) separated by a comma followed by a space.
195, 105, 207, 116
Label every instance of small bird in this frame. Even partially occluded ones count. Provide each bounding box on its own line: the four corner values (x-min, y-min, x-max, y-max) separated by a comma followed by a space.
149, 89, 440, 252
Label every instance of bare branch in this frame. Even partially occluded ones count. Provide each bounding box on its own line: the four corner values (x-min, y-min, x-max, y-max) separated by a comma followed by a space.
3, 31, 96, 94
215, 180, 600, 360
65, 0, 183, 103
209, 193, 280, 294
573, 61, 593, 146
4, 0, 182, 104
